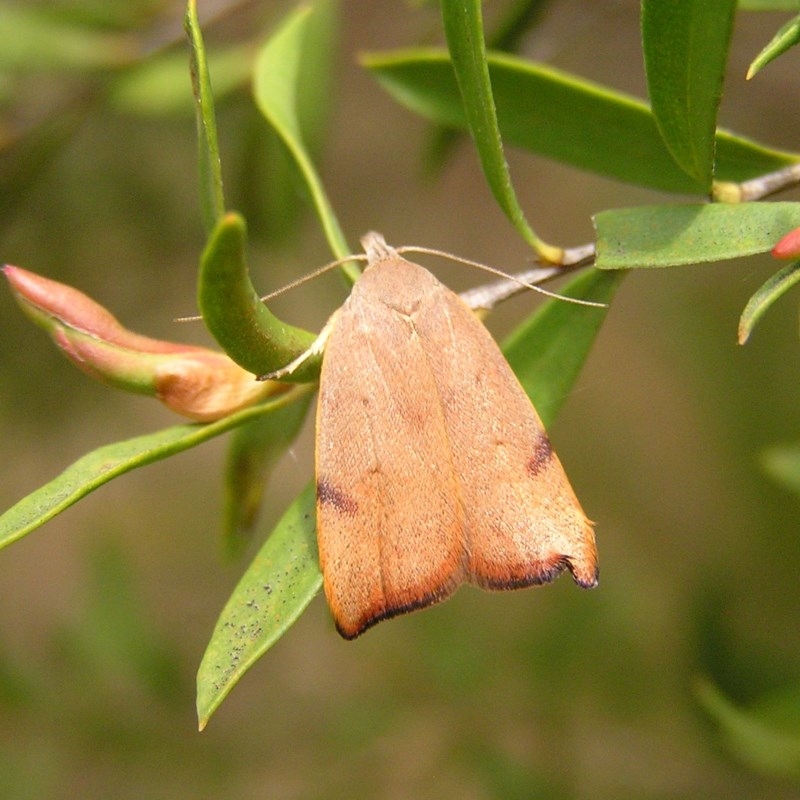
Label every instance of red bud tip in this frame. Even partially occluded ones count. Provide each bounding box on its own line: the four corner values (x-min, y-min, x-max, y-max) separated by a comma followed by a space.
771, 227, 800, 260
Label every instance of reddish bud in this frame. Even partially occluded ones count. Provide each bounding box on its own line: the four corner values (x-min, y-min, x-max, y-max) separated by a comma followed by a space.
772, 227, 800, 260
3, 265, 282, 421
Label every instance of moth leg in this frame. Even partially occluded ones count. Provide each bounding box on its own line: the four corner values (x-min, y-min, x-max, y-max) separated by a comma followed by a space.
259, 310, 339, 381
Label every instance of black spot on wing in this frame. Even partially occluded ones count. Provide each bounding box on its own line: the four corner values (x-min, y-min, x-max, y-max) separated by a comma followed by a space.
317, 478, 358, 516
526, 431, 553, 477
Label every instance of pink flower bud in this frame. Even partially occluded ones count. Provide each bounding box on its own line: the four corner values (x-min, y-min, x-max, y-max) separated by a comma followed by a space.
772, 227, 800, 260
4, 265, 282, 421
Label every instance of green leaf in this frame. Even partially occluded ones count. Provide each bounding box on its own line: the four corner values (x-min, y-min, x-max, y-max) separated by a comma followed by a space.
642, 0, 736, 188
0, 6, 135, 72
739, 0, 800, 11
695, 677, 800, 781
594, 202, 800, 268
109, 44, 253, 117
196, 483, 320, 730
185, 0, 225, 232
223, 390, 313, 557
362, 48, 799, 194
738, 260, 800, 343
424, 0, 552, 176
238, 0, 339, 245
502, 269, 623, 427
289, 0, 339, 158
252, 0, 354, 270
440, 0, 548, 256
761, 443, 800, 495
747, 13, 800, 79
0, 388, 312, 550
197, 212, 318, 379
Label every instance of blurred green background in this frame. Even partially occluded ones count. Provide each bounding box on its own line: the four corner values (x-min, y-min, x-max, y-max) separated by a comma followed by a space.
1, 1, 800, 797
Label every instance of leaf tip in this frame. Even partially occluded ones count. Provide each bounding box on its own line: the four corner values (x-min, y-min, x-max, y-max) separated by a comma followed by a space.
737, 322, 751, 346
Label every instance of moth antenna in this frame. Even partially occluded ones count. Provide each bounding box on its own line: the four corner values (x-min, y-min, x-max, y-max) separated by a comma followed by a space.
172, 253, 368, 323
175, 241, 602, 323
397, 245, 607, 309
260, 254, 367, 303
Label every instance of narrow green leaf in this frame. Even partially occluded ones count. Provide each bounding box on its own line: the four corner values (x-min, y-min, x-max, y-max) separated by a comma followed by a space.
738, 261, 800, 343
239, 0, 339, 245
197, 212, 318, 379
695, 677, 800, 781
424, 0, 553, 175
739, 1, 800, 12
761, 443, 800, 495
223, 391, 313, 557
0, 388, 312, 550
0, 6, 135, 71
747, 13, 800, 79
185, 0, 225, 231
362, 49, 799, 194
594, 202, 800, 269
642, 0, 736, 188
440, 0, 549, 256
197, 483, 320, 730
252, 1, 354, 272
110, 45, 253, 117
502, 269, 623, 427
291, 0, 339, 158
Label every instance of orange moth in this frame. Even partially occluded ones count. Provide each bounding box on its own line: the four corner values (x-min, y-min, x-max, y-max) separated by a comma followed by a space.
275, 233, 598, 638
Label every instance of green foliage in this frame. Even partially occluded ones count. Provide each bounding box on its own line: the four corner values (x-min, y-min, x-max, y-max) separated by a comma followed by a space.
440, 0, 549, 256
502, 269, 624, 428
695, 678, 800, 780
748, 12, 800, 78
642, 0, 737, 189
594, 203, 800, 268
739, 261, 800, 344
197, 212, 317, 378
363, 48, 797, 194
251, 0, 351, 263
223, 390, 313, 556
0, 388, 312, 549
185, 0, 225, 231
197, 483, 320, 729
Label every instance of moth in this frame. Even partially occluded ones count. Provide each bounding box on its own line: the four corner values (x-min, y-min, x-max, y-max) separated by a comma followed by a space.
276, 233, 598, 638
